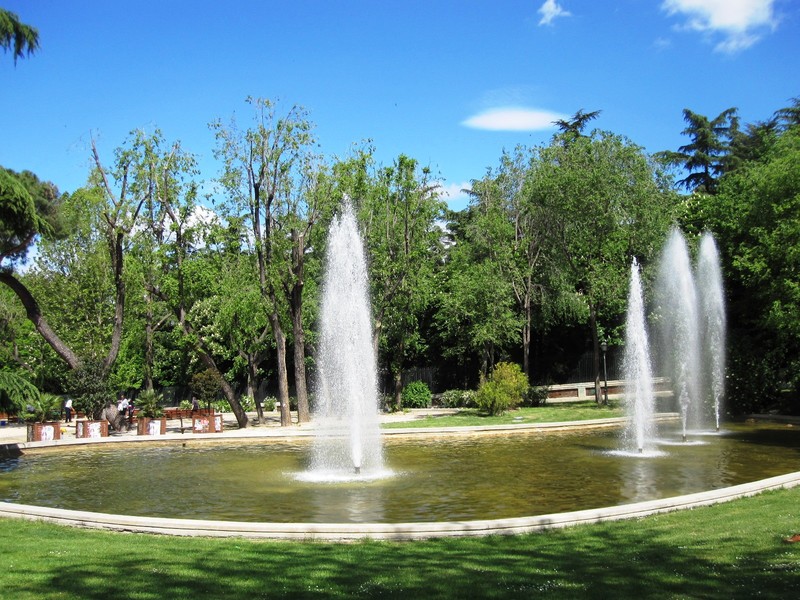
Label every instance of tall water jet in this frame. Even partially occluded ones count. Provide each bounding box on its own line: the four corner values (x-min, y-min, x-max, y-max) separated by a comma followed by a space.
623, 259, 657, 453
697, 232, 726, 430
308, 202, 384, 479
656, 228, 701, 440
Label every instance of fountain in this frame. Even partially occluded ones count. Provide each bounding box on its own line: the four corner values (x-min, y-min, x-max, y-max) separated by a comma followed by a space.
697, 232, 726, 431
622, 259, 657, 454
305, 201, 385, 480
656, 228, 702, 440
624, 228, 727, 450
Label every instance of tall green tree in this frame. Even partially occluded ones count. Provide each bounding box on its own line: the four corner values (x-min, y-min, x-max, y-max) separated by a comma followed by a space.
136, 131, 251, 427
211, 98, 317, 426
691, 124, 800, 410
661, 107, 739, 194
463, 147, 553, 381
527, 130, 676, 402
358, 155, 445, 408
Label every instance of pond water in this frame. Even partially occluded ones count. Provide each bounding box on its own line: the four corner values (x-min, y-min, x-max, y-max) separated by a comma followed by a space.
1, 422, 798, 523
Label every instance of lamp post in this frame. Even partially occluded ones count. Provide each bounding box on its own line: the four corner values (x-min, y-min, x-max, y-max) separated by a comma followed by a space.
600, 340, 609, 405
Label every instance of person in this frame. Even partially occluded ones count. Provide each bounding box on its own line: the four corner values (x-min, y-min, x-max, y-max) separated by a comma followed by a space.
191, 396, 200, 412
117, 394, 129, 417
64, 397, 73, 423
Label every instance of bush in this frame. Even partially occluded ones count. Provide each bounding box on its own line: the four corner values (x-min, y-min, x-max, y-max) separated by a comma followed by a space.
402, 380, 432, 408
191, 369, 222, 407
65, 359, 113, 419
475, 362, 528, 415
523, 385, 549, 407
440, 389, 476, 408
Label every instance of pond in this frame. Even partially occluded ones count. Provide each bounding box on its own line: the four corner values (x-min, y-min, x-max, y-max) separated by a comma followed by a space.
1, 421, 798, 523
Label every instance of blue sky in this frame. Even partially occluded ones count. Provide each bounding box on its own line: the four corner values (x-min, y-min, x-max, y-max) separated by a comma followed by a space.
1, 0, 797, 211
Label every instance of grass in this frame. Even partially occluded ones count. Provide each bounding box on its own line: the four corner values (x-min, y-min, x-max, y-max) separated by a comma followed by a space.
0, 487, 798, 599
381, 401, 625, 429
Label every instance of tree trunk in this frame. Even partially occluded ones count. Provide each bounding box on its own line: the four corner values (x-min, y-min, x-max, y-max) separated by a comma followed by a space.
144, 292, 155, 392
195, 350, 248, 427
393, 369, 402, 411
290, 235, 310, 423
589, 302, 602, 405
269, 310, 292, 427
246, 352, 265, 424
0, 272, 82, 370
292, 314, 309, 423
522, 294, 532, 384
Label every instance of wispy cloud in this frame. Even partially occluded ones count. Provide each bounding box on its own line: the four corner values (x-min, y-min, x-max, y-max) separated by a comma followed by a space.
538, 0, 571, 26
462, 107, 566, 131
438, 180, 472, 211
662, 0, 777, 53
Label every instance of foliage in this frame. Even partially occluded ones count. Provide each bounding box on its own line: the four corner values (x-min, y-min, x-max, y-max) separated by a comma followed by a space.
658, 107, 739, 194
64, 358, 112, 419
0, 371, 41, 415
0, 9, 39, 64
475, 361, 528, 415
401, 380, 432, 409
191, 368, 222, 406
523, 385, 549, 407
439, 389, 476, 408
136, 389, 163, 418
690, 124, 800, 408
23, 392, 62, 423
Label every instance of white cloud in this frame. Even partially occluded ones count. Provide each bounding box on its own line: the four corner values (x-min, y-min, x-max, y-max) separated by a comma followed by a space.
662, 0, 777, 53
439, 181, 472, 211
538, 0, 571, 26
462, 107, 566, 131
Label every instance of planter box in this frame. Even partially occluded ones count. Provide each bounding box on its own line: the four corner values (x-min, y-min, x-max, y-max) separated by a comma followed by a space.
75, 420, 109, 439
137, 417, 167, 436
191, 413, 223, 434
26, 422, 62, 442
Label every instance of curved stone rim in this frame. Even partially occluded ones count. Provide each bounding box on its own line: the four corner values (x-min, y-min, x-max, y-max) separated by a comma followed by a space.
1, 471, 798, 540
2, 415, 797, 540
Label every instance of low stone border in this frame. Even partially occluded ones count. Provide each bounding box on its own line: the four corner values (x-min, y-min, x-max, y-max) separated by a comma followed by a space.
2, 471, 798, 541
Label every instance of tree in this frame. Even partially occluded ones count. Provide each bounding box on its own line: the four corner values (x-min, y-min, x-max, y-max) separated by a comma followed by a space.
463, 147, 552, 381
0, 9, 39, 64
660, 108, 739, 194
211, 98, 317, 426
359, 155, 445, 408
137, 130, 251, 427
527, 130, 676, 403
692, 124, 800, 410
553, 109, 601, 142
0, 370, 40, 416
0, 168, 85, 371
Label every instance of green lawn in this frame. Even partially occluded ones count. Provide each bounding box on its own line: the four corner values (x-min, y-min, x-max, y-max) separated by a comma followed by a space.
382, 401, 625, 428
0, 487, 798, 599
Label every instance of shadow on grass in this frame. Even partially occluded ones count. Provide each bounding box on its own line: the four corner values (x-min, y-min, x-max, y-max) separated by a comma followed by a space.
2, 489, 799, 599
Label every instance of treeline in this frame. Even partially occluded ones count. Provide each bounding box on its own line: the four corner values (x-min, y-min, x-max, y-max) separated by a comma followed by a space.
1, 98, 798, 423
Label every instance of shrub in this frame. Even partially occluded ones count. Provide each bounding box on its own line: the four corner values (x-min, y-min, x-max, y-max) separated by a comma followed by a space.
523, 385, 549, 407
440, 389, 476, 408
402, 380, 432, 408
475, 362, 528, 415
191, 369, 222, 407
65, 359, 112, 419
